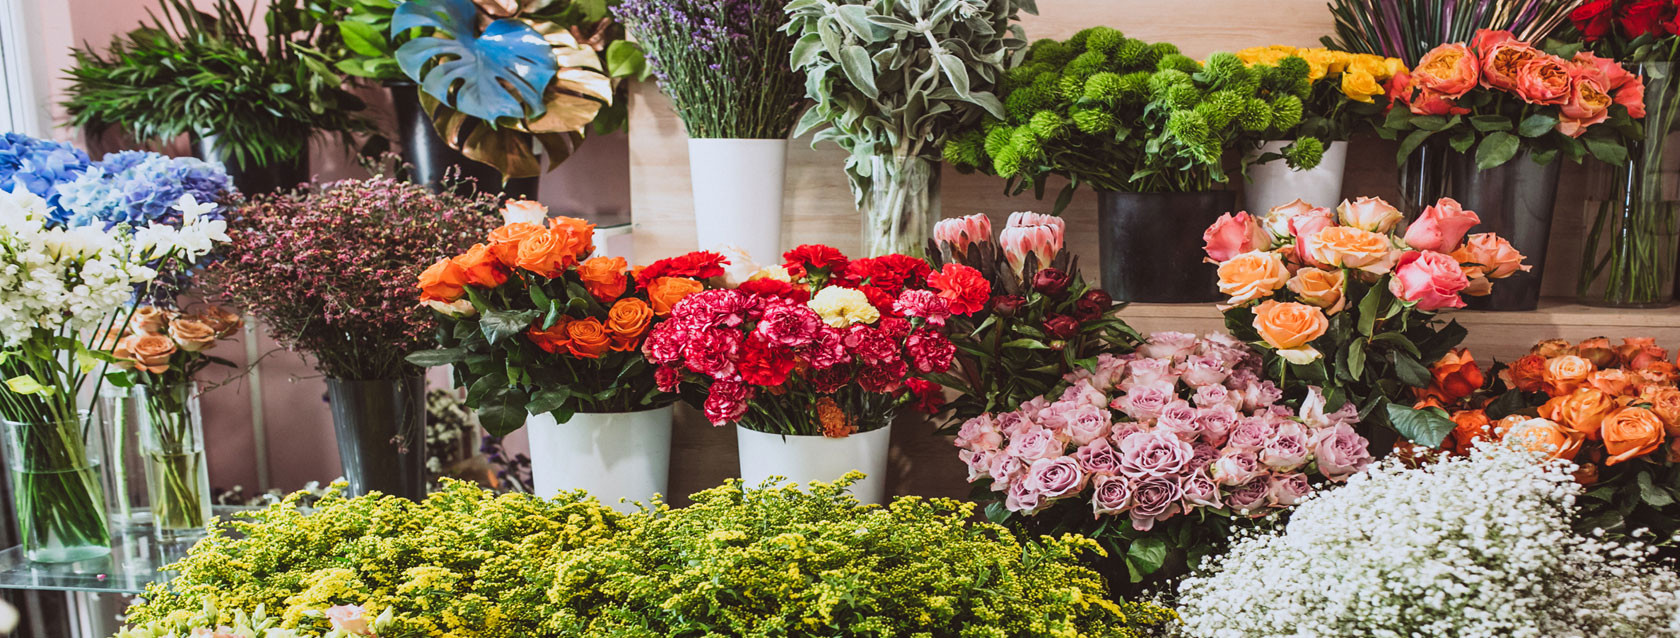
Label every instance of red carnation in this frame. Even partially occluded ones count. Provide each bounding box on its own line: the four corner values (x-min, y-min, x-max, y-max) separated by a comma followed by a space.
782, 244, 849, 278
737, 278, 809, 303
858, 358, 909, 393
844, 324, 901, 365
800, 326, 849, 369
1620, 0, 1670, 37
754, 301, 822, 347
808, 363, 853, 393
702, 379, 753, 425
1571, 0, 1614, 40
739, 334, 796, 386
926, 263, 992, 316
655, 364, 682, 392
906, 377, 945, 414
683, 327, 742, 379
907, 328, 955, 374
634, 251, 729, 286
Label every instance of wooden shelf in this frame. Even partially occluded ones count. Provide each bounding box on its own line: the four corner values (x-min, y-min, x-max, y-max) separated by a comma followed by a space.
1119, 298, 1680, 363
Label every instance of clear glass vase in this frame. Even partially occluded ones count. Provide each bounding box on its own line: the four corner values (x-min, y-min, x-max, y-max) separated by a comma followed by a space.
135, 383, 212, 541
1578, 62, 1680, 307
859, 155, 941, 257
98, 386, 150, 531
1, 414, 113, 563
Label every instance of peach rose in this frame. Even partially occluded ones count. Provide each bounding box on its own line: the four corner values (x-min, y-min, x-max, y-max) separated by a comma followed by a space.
114, 333, 177, 374
1513, 54, 1572, 105
563, 317, 612, 359
1637, 361, 1679, 387
1502, 417, 1582, 461
1556, 76, 1613, 138
1543, 355, 1596, 395
1601, 407, 1666, 465
1261, 199, 1320, 237
1202, 211, 1271, 263
577, 256, 629, 302
1450, 233, 1529, 282
128, 306, 171, 335
1557, 388, 1618, 438
198, 306, 243, 338
1304, 226, 1395, 274
549, 216, 597, 261
647, 276, 704, 316
1448, 409, 1493, 456
1639, 384, 1680, 434
1538, 394, 1568, 422
1532, 338, 1575, 358
1575, 337, 1618, 369
516, 227, 580, 278
1287, 207, 1337, 267
501, 199, 548, 225
452, 243, 508, 290
606, 297, 654, 350
1586, 368, 1635, 397
1335, 196, 1404, 233
1476, 32, 1539, 91
1403, 198, 1481, 253
488, 222, 546, 267
1390, 250, 1469, 311
1217, 251, 1290, 305
1504, 354, 1548, 393
1617, 337, 1669, 371
168, 318, 218, 353
1413, 43, 1479, 98
418, 258, 469, 303
1252, 300, 1329, 364
1286, 267, 1346, 315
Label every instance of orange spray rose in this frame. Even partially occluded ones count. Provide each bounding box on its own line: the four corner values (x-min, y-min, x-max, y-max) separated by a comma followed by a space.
577, 256, 629, 302
1601, 407, 1666, 465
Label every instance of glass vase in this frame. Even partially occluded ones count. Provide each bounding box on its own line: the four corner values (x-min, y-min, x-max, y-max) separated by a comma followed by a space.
859, 155, 940, 257
98, 386, 149, 531
1, 414, 112, 563
135, 383, 212, 541
1578, 62, 1680, 307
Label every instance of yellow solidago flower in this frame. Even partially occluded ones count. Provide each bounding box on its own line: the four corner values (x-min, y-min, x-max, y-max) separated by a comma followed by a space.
807, 286, 879, 327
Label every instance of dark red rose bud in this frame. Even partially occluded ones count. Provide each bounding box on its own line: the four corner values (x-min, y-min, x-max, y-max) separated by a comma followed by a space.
990, 294, 1026, 318
1074, 288, 1113, 322
1032, 268, 1071, 297
1045, 314, 1080, 339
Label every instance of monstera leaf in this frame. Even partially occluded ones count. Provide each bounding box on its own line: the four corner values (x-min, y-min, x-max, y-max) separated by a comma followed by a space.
392, 0, 558, 123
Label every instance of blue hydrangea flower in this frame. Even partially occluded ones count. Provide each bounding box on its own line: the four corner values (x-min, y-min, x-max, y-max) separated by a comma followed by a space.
56, 152, 232, 231
0, 132, 92, 214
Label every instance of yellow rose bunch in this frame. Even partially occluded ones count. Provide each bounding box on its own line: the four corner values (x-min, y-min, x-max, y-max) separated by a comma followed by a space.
1235, 46, 1404, 103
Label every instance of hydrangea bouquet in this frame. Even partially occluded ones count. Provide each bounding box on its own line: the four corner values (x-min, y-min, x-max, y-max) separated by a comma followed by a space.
644, 245, 979, 436
0, 133, 92, 208
956, 331, 1373, 585
1204, 195, 1528, 449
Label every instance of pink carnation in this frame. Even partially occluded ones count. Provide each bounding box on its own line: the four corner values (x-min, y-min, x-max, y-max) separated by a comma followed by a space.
906, 328, 955, 374
892, 289, 952, 327
754, 301, 822, 347
702, 380, 753, 425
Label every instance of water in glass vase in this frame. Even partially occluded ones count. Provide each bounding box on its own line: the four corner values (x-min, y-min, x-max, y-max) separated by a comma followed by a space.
136, 383, 212, 541
7, 463, 112, 563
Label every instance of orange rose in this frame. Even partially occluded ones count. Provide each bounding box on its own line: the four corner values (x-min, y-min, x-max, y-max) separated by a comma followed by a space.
1217, 251, 1289, 305
1557, 388, 1619, 439
1542, 355, 1595, 395
549, 216, 597, 262
1502, 417, 1582, 461
128, 306, 172, 335
1531, 338, 1575, 358
1586, 368, 1635, 397
1619, 336, 1671, 371
1669, 439, 1680, 464
1638, 384, 1680, 434
1449, 233, 1529, 292
1637, 361, 1679, 387
452, 243, 508, 289
489, 222, 546, 267
1427, 348, 1484, 403
418, 258, 469, 302
606, 298, 653, 350
1448, 409, 1493, 456
1251, 300, 1329, 364
527, 320, 571, 355
1504, 354, 1547, 394
647, 276, 704, 316
1304, 226, 1396, 274
1601, 407, 1666, 465
1538, 394, 1568, 422
113, 333, 177, 374
1286, 267, 1346, 315
1575, 336, 1618, 369
577, 256, 629, 302
563, 317, 612, 359
516, 227, 581, 278
168, 318, 218, 353
198, 306, 243, 338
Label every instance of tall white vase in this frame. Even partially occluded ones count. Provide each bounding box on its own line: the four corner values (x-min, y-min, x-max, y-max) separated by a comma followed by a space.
688, 138, 788, 265
735, 424, 893, 505
526, 406, 673, 513
1244, 140, 1349, 212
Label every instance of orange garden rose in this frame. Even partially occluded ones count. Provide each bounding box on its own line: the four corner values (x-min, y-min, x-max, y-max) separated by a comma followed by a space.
516, 227, 579, 278
1217, 251, 1289, 305
550, 217, 597, 260
1575, 336, 1619, 369
452, 243, 508, 289
1304, 226, 1396, 274
1251, 300, 1329, 364
1638, 361, 1680, 387
577, 256, 629, 302
563, 318, 613, 359
1504, 354, 1548, 393
129, 306, 170, 334
1427, 349, 1483, 403
1502, 417, 1582, 461
488, 222, 545, 267
1618, 337, 1669, 371
168, 318, 218, 352
647, 276, 705, 316
1557, 388, 1619, 438
1601, 407, 1666, 465
1542, 355, 1595, 395
1538, 394, 1569, 422
1286, 267, 1346, 314
1586, 368, 1635, 397
606, 298, 654, 350
1448, 409, 1493, 456
526, 321, 570, 355
418, 258, 470, 302
1640, 384, 1680, 434
1412, 43, 1479, 97
1531, 338, 1575, 358
114, 333, 177, 374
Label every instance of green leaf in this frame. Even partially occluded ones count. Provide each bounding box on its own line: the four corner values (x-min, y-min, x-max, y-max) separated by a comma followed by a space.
1396, 128, 1435, 165
4, 376, 49, 396
1583, 134, 1628, 166
604, 40, 647, 80
837, 45, 878, 100
1125, 537, 1167, 580
1357, 279, 1385, 337
1638, 472, 1674, 507
479, 310, 539, 346
1347, 339, 1367, 380
1468, 115, 1512, 132
790, 33, 823, 69
1001, 338, 1050, 350
338, 20, 389, 57
476, 387, 531, 437
526, 387, 574, 416
1448, 130, 1475, 153
1370, 332, 1422, 358
1517, 113, 1558, 137
1475, 131, 1520, 170
1392, 352, 1433, 388
1410, 115, 1449, 131
1386, 403, 1456, 447
406, 348, 466, 367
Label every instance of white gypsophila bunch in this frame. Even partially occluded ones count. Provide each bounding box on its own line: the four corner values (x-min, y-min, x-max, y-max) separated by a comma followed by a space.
1174, 443, 1680, 638
0, 186, 159, 347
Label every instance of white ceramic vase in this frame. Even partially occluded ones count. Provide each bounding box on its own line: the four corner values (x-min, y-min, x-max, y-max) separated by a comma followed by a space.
735, 424, 893, 505
1244, 140, 1349, 212
688, 138, 787, 266
526, 406, 673, 513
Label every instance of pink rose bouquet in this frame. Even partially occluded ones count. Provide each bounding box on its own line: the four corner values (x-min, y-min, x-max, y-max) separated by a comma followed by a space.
1203, 195, 1526, 449
957, 331, 1372, 584
1380, 29, 1643, 171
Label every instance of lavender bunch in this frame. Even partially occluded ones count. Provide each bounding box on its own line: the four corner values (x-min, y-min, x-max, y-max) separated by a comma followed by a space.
1326, 0, 1585, 65
613, 0, 805, 138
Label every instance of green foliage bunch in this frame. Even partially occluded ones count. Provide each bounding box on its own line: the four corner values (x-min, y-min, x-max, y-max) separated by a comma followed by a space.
123, 480, 629, 638
945, 28, 1321, 202
546, 475, 1176, 637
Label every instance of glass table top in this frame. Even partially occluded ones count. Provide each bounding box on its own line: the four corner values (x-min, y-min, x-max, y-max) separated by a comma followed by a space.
0, 507, 250, 595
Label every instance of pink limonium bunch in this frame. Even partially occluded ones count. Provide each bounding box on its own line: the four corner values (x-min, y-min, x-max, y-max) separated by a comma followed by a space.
996, 212, 1065, 275
956, 331, 1373, 581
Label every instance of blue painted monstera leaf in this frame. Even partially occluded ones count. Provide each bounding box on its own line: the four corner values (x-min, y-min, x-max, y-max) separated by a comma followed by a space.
392, 0, 558, 123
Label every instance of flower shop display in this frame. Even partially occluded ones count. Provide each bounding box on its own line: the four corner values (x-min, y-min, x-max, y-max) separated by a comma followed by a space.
1327, 0, 1586, 65
1379, 30, 1645, 309
1569, 2, 1680, 306
616, 0, 804, 264
1175, 444, 1680, 638
205, 176, 501, 500
63, 0, 370, 194
1234, 46, 1406, 212
957, 331, 1374, 587
1205, 196, 1529, 450
407, 211, 711, 511
942, 32, 1318, 302
783, 0, 1035, 257
389, 0, 636, 181
924, 212, 1142, 426
548, 475, 1176, 637
644, 245, 970, 503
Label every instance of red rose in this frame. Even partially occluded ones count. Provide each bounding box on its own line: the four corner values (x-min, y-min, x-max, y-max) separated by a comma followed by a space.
1045, 314, 1080, 339
926, 263, 992, 316
1032, 268, 1072, 297
1619, 0, 1671, 37
990, 294, 1026, 317
1074, 289, 1114, 322
782, 244, 849, 278
906, 378, 945, 414
1571, 0, 1614, 40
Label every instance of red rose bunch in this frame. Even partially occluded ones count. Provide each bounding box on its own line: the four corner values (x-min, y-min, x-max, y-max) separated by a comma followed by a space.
645, 245, 973, 437
1571, 0, 1680, 46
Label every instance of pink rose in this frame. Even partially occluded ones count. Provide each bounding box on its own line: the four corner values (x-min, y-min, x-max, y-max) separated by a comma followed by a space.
1311, 423, 1374, 482
1267, 472, 1313, 507
1451, 232, 1530, 281
1202, 211, 1270, 263
1005, 426, 1065, 462
1260, 422, 1311, 471
1075, 438, 1125, 476
1192, 383, 1234, 408
1179, 354, 1232, 387
955, 415, 1003, 451
1092, 475, 1132, 515
1335, 196, 1404, 233
1115, 382, 1175, 421
934, 213, 993, 258
1117, 430, 1194, 478
1189, 442, 1221, 471
1513, 54, 1573, 105
1404, 197, 1481, 252
1005, 478, 1044, 513
1127, 475, 1185, 531
1239, 380, 1284, 412
1059, 380, 1110, 409
1139, 332, 1200, 361
1287, 206, 1337, 267
1181, 471, 1222, 508
501, 199, 548, 225
1025, 456, 1087, 499
1015, 396, 1051, 420
1211, 449, 1265, 486
325, 605, 374, 636
1194, 405, 1241, 446
1226, 475, 1273, 514
1225, 418, 1276, 452
989, 454, 1026, 492
1155, 400, 1200, 440
1062, 404, 1114, 446
1121, 358, 1179, 390
994, 411, 1032, 438
960, 449, 998, 482
1390, 250, 1470, 311
1262, 199, 1319, 237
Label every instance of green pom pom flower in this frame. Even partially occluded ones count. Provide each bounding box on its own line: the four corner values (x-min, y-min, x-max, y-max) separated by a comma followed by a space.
1283, 137, 1325, 170
1067, 27, 1098, 50
1150, 42, 1181, 60
1273, 56, 1311, 83
1271, 94, 1304, 130
1083, 72, 1125, 104
1009, 127, 1043, 160
1157, 53, 1201, 74
1166, 109, 1211, 147
992, 146, 1023, 178
1114, 38, 1150, 69
1059, 74, 1087, 102
1029, 111, 1066, 139
1117, 71, 1152, 102
1238, 98, 1273, 132
1085, 27, 1125, 56
1066, 51, 1109, 82
1163, 84, 1202, 110
984, 126, 1015, 158
1199, 52, 1244, 86
1005, 88, 1049, 123
1148, 69, 1192, 97
1071, 106, 1116, 134
1028, 39, 1074, 66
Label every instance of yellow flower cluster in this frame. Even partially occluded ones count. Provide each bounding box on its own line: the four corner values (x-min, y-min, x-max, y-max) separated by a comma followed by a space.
1236, 46, 1406, 103
808, 285, 880, 328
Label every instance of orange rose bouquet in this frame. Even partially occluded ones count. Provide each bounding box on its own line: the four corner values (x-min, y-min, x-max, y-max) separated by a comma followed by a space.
1204, 195, 1528, 449
407, 212, 715, 435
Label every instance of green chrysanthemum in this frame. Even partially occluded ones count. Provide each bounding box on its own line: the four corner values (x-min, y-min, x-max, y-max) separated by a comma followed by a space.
1163, 84, 1203, 110
1150, 42, 1181, 60
1113, 38, 1151, 69
1271, 94, 1304, 130
1157, 53, 1201, 74
943, 130, 986, 168
1005, 88, 1050, 123
1067, 27, 1098, 50
1029, 111, 1066, 139
1066, 51, 1109, 82
1117, 71, 1152, 102
1199, 52, 1244, 87
1273, 56, 1311, 83
1166, 109, 1211, 147
1028, 39, 1074, 66
1010, 127, 1043, 160
1085, 27, 1125, 56
1083, 72, 1125, 104
1059, 74, 1087, 102
992, 145, 1023, 177
1238, 98, 1273, 132
984, 126, 1015, 159
1071, 106, 1116, 134
1148, 69, 1192, 97
1283, 137, 1325, 170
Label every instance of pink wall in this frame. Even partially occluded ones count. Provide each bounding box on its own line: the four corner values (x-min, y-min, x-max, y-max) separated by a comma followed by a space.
28, 0, 628, 492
